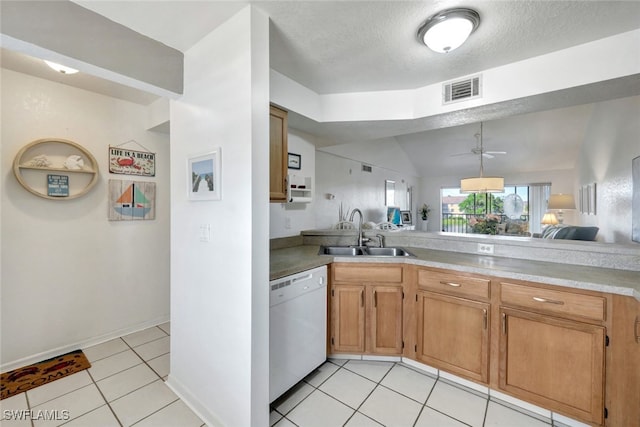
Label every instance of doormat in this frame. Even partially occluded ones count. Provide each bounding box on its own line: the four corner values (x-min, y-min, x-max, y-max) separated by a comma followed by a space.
1, 349, 91, 400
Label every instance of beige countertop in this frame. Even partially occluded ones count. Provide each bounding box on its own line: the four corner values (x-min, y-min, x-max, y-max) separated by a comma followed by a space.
270, 245, 640, 300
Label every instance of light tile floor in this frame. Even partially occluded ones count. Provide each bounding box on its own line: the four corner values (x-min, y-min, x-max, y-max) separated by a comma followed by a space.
2, 325, 586, 427
1, 323, 205, 427
271, 359, 582, 427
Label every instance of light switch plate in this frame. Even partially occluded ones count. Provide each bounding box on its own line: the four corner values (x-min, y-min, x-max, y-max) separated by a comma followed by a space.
199, 224, 211, 242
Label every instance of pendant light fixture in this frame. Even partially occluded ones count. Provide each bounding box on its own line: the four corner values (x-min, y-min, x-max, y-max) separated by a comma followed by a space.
417, 8, 480, 53
460, 122, 504, 193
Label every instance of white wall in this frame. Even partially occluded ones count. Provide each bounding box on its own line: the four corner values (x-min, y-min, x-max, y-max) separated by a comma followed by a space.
575, 95, 640, 243
270, 128, 317, 237
0, 69, 170, 369
315, 147, 420, 230
168, 7, 269, 427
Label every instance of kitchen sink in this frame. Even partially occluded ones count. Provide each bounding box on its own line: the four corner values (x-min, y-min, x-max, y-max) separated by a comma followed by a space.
364, 247, 413, 257
319, 246, 367, 256
318, 246, 414, 257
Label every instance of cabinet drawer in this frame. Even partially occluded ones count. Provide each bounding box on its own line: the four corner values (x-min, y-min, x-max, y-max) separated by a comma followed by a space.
334, 265, 403, 283
501, 282, 606, 321
417, 269, 490, 300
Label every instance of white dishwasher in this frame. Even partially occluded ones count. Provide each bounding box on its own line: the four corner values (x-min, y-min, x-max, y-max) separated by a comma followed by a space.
269, 265, 327, 403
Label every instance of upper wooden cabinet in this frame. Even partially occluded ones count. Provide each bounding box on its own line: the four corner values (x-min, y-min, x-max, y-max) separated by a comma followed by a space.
269, 105, 288, 202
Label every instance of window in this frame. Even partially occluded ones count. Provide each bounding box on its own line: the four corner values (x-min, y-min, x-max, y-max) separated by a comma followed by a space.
441, 184, 550, 234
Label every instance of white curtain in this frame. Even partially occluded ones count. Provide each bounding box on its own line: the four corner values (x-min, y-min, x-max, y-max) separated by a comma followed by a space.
529, 183, 551, 234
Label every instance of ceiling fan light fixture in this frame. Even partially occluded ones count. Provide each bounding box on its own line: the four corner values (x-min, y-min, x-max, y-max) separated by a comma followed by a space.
44, 60, 79, 75
459, 122, 505, 193
418, 8, 480, 53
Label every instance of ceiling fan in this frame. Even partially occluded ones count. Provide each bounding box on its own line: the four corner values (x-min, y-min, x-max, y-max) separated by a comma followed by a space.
451, 123, 507, 159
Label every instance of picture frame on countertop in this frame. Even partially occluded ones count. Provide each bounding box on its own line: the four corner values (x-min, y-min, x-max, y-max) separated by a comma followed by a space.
400, 210, 412, 225
188, 149, 221, 201
387, 206, 401, 225
288, 152, 301, 170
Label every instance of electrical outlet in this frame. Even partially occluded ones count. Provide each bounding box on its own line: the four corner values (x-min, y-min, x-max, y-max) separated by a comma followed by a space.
477, 243, 494, 254
284, 217, 291, 229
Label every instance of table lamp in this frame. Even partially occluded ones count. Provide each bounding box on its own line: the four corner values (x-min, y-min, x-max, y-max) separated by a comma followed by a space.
541, 212, 559, 227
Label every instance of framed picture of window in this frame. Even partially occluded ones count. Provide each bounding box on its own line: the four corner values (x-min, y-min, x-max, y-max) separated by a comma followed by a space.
400, 210, 412, 225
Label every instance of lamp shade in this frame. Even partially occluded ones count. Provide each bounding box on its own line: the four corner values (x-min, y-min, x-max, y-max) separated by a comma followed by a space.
460, 176, 504, 193
548, 193, 576, 210
541, 212, 559, 226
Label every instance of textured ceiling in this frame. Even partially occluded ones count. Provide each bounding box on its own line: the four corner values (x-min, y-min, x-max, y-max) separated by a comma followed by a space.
6, 1, 640, 178
75, 0, 640, 94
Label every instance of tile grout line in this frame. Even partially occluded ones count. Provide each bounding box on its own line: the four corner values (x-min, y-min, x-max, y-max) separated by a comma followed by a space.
340, 360, 396, 425
119, 329, 169, 382
411, 375, 438, 427
481, 393, 490, 427
84, 368, 124, 427
128, 397, 181, 427
24, 391, 35, 427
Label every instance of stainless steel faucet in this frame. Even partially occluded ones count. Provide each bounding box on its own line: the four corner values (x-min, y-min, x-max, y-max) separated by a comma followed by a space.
349, 208, 364, 247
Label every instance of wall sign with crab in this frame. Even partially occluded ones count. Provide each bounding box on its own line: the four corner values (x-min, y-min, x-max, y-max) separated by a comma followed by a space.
109, 147, 156, 177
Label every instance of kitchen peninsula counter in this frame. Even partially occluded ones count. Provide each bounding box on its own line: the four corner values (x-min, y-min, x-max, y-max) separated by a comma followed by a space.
270, 245, 640, 300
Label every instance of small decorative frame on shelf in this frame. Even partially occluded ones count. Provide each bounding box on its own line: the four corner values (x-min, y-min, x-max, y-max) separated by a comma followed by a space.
188, 149, 221, 201
400, 210, 412, 225
13, 138, 99, 200
287, 153, 301, 170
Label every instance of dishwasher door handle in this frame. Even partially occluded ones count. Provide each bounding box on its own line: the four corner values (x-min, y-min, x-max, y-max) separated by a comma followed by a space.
292, 274, 313, 283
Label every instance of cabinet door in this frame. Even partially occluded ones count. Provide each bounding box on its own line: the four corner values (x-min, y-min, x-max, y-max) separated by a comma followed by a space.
499, 308, 605, 425
269, 105, 288, 202
331, 284, 365, 353
416, 291, 489, 383
370, 285, 403, 355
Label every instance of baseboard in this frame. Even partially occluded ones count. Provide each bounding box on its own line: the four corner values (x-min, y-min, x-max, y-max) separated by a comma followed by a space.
166, 374, 225, 427
1, 315, 169, 373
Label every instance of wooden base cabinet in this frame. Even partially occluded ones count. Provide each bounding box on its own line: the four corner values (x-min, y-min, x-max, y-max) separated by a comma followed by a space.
370, 285, 404, 354
416, 291, 490, 383
499, 307, 605, 426
330, 264, 404, 356
331, 284, 365, 353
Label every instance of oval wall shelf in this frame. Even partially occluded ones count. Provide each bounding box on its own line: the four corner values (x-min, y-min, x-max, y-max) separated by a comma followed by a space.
13, 138, 99, 200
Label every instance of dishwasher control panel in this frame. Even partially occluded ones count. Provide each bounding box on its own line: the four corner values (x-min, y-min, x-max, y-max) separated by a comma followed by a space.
269, 265, 327, 307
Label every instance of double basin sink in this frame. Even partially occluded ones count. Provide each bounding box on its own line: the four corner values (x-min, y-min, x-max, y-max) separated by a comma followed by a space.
319, 246, 414, 257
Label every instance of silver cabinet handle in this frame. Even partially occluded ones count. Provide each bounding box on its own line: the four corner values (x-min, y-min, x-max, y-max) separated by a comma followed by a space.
483, 309, 488, 330
440, 281, 461, 287
502, 312, 507, 335
533, 296, 565, 305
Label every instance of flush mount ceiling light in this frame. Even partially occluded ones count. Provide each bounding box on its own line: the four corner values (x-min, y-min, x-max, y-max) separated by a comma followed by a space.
44, 60, 79, 75
460, 122, 504, 193
417, 8, 480, 53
